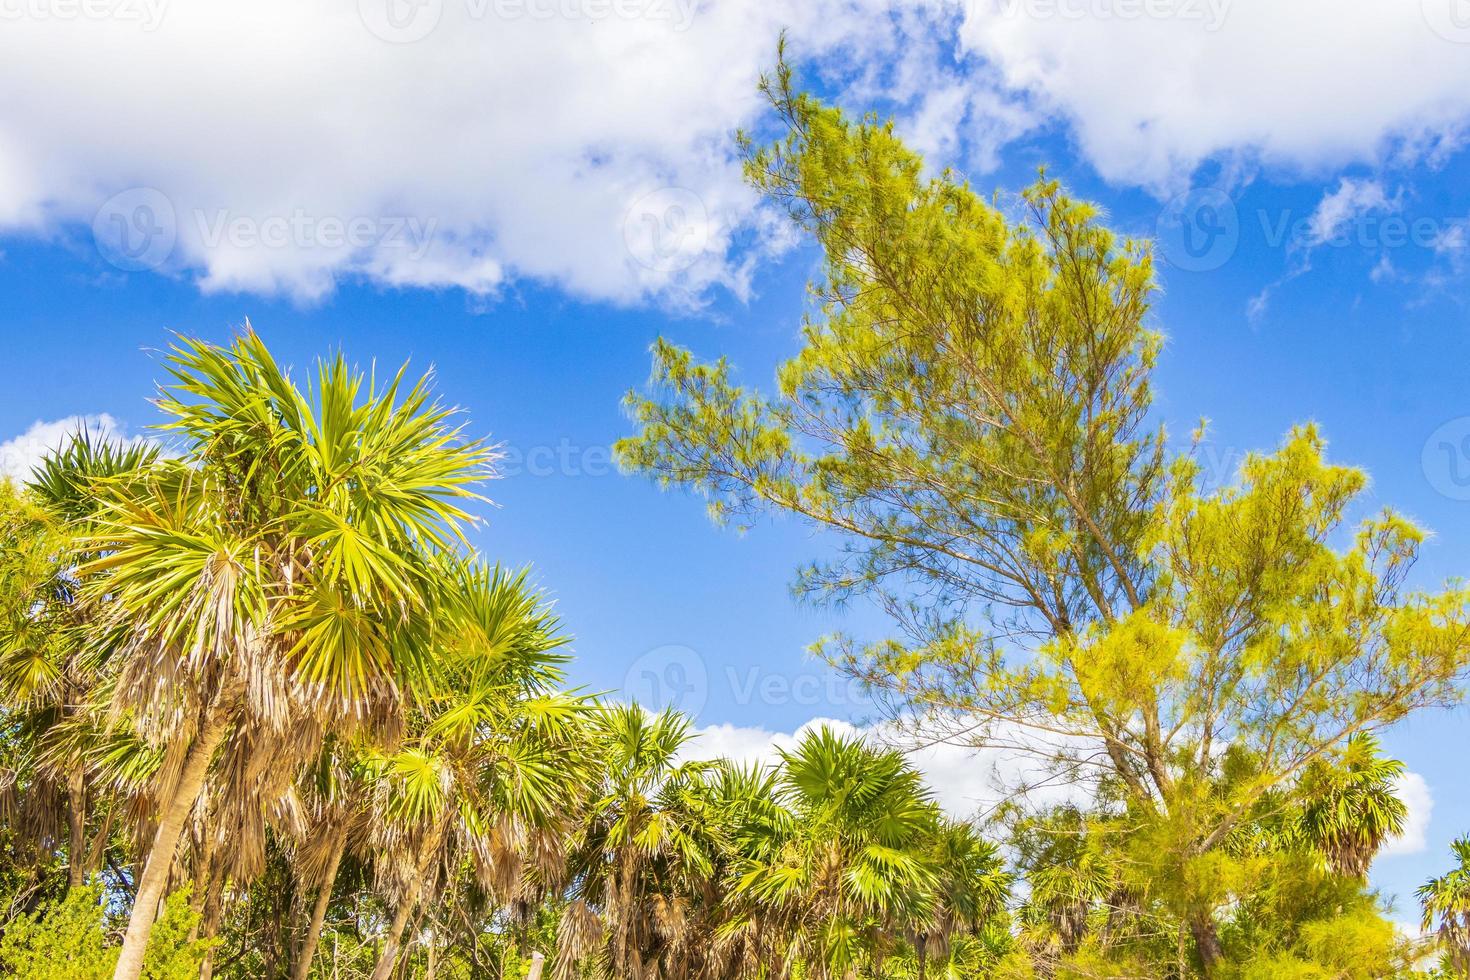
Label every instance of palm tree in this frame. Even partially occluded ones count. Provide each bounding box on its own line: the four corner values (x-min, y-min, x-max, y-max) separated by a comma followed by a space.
555, 705, 719, 980
78, 329, 495, 980
1294, 732, 1408, 878
25, 434, 164, 892
1419, 836, 1470, 975
0, 478, 74, 883
730, 727, 941, 980
286, 737, 364, 980
910, 820, 1010, 980
364, 561, 585, 980
0, 434, 162, 892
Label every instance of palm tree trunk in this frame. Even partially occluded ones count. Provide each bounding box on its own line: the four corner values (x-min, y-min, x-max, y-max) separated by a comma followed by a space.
369, 886, 420, 980
188, 824, 216, 940
369, 825, 442, 980
292, 830, 347, 980
197, 871, 226, 980
526, 952, 545, 980
111, 713, 230, 980
66, 767, 87, 891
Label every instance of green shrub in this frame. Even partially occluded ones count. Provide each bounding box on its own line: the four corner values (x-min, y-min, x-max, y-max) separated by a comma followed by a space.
0, 884, 213, 980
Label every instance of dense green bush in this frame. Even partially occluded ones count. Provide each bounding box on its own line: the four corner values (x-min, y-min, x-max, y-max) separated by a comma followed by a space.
0, 885, 212, 980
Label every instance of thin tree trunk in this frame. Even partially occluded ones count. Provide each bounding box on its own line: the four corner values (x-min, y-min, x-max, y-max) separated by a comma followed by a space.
397, 905, 429, 980
369, 888, 420, 980
292, 830, 347, 980
188, 824, 216, 941
369, 825, 442, 980
111, 713, 230, 980
197, 870, 226, 980
526, 952, 545, 980
1189, 912, 1223, 976
66, 767, 87, 891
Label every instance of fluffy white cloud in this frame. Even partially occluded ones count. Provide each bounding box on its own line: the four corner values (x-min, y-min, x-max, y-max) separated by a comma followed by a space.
954, 0, 1470, 189
0, 0, 909, 305
0, 414, 150, 482
685, 717, 1089, 821
1380, 771, 1433, 859
1, 1, 1469, 303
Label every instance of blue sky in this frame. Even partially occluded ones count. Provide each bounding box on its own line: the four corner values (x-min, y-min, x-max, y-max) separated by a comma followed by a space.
3, 0, 1470, 928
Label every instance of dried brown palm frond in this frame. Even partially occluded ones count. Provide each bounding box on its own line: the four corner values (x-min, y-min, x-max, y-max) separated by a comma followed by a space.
554, 897, 605, 980
652, 893, 690, 950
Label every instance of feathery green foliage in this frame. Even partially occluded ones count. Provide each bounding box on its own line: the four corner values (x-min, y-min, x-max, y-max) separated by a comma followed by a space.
618, 58, 1468, 976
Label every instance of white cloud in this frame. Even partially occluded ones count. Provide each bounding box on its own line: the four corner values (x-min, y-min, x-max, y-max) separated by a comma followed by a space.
685, 717, 1089, 821
1369, 253, 1397, 284
1304, 178, 1394, 246
2, 1, 1469, 304
689, 720, 1438, 856
0, 414, 151, 483
1380, 771, 1433, 859
0, 0, 908, 305
1245, 284, 1273, 324
1245, 177, 1399, 322
954, 0, 1470, 189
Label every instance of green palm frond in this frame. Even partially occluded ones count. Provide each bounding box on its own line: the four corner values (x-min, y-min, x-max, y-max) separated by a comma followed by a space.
1294, 731, 1409, 877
